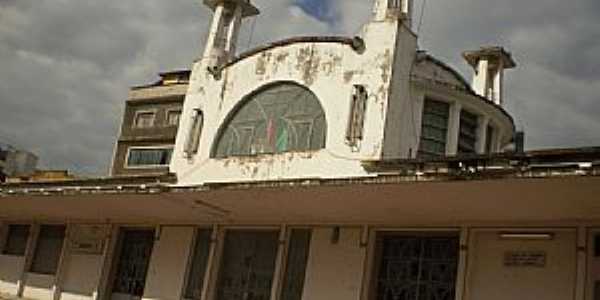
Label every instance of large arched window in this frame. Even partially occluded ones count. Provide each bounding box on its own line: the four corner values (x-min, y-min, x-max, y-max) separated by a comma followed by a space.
213, 83, 327, 158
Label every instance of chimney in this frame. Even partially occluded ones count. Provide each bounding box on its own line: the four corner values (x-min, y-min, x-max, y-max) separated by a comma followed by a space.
463, 46, 516, 106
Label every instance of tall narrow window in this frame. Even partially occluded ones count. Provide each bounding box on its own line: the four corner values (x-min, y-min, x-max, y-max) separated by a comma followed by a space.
216, 230, 279, 300
213, 83, 326, 158
2, 224, 30, 256
185, 109, 204, 157
280, 229, 312, 300
485, 125, 495, 154
30, 225, 66, 275
418, 99, 450, 158
458, 110, 478, 154
184, 229, 212, 300
346, 85, 368, 147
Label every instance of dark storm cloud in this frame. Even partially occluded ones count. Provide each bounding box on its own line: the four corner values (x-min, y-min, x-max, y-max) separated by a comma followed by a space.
0, 0, 598, 175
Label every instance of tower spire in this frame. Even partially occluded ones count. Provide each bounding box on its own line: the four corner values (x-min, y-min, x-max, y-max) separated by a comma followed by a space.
201, 0, 259, 68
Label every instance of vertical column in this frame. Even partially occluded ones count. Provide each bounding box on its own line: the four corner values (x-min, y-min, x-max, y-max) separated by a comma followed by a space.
476, 117, 490, 154
446, 103, 462, 156
575, 226, 587, 300
17, 224, 39, 297
455, 227, 469, 300
93, 225, 118, 300
52, 224, 72, 300
203, 225, 223, 300
270, 225, 287, 300
224, 5, 243, 60
201, 4, 226, 67
472, 59, 489, 98
493, 62, 504, 106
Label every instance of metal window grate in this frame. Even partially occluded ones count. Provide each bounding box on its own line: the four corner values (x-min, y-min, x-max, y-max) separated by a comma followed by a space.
184, 229, 212, 300
127, 148, 173, 167
374, 234, 459, 300
216, 230, 279, 300
2, 224, 30, 256
458, 110, 478, 154
112, 229, 155, 297
280, 229, 312, 300
30, 225, 66, 275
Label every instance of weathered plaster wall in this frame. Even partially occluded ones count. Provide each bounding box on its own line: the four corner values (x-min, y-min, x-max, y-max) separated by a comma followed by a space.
60, 254, 104, 300
142, 226, 195, 300
172, 20, 404, 185
301, 227, 366, 300
466, 229, 577, 300
0, 255, 24, 297
22, 273, 55, 300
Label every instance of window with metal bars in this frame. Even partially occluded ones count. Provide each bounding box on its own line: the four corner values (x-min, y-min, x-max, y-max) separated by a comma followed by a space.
30, 225, 66, 275
184, 229, 212, 300
458, 110, 479, 154
126, 147, 173, 167
418, 99, 450, 158
215, 230, 280, 300
280, 229, 312, 300
371, 233, 459, 300
346, 85, 368, 148
2, 224, 30, 256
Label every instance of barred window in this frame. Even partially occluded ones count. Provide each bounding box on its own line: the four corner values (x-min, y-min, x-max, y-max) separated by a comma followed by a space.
213, 83, 326, 158
280, 229, 312, 300
184, 229, 212, 300
30, 225, 66, 275
127, 147, 173, 167
418, 99, 450, 158
134, 111, 155, 128
346, 85, 368, 147
458, 110, 478, 154
2, 224, 30, 256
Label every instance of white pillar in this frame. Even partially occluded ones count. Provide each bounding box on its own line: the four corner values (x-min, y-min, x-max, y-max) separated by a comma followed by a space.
575, 226, 587, 300
476, 116, 490, 154
202, 4, 226, 66
454, 227, 469, 300
52, 224, 72, 300
17, 224, 39, 298
472, 59, 489, 98
446, 103, 462, 156
493, 63, 504, 105
224, 5, 243, 60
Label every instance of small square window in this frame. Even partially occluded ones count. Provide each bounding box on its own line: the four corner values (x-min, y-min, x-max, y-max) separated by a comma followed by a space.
167, 110, 182, 127
127, 147, 173, 168
134, 112, 155, 128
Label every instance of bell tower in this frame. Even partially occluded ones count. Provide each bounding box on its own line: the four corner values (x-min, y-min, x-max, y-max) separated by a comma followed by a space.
201, 0, 259, 68
463, 46, 517, 106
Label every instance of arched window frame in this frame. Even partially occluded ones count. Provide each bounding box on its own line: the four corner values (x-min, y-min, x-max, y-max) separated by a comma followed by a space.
211, 81, 327, 158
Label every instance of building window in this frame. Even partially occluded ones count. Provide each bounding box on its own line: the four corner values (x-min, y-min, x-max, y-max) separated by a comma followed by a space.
2, 224, 30, 256
280, 229, 312, 300
216, 230, 279, 300
167, 110, 182, 127
213, 83, 327, 158
485, 125, 495, 154
458, 109, 478, 154
126, 147, 173, 168
418, 99, 450, 158
184, 229, 212, 300
346, 85, 368, 147
134, 111, 155, 128
30, 225, 66, 275
371, 233, 459, 300
185, 109, 204, 157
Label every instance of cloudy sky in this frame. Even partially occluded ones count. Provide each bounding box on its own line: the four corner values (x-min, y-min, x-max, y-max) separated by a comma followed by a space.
0, 0, 599, 176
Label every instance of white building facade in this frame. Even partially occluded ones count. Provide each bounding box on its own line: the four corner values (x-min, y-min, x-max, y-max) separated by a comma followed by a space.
2, 1, 600, 300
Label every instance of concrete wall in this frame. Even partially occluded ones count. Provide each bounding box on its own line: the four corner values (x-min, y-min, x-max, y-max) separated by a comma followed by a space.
60, 254, 104, 300
301, 227, 366, 300
142, 226, 195, 300
22, 273, 55, 300
0, 255, 25, 297
466, 229, 577, 300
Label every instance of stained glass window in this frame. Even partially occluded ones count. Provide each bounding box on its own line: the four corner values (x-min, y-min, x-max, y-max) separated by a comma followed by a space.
214, 83, 326, 158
